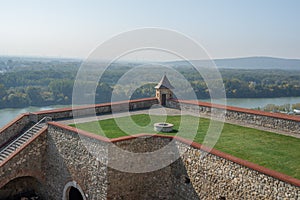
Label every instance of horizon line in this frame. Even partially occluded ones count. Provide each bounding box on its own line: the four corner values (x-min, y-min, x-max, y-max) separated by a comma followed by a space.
0, 54, 300, 62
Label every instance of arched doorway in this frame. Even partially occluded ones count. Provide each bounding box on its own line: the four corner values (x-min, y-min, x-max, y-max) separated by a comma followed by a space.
69, 186, 83, 200
0, 176, 42, 199
63, 181, 86, 200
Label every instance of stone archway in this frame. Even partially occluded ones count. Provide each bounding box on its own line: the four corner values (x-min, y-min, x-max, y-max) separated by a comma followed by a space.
0, 176, 42, 199
63, 181, 86, 200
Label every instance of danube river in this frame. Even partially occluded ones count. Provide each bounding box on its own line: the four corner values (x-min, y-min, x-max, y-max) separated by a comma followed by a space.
1, 97, 300, 129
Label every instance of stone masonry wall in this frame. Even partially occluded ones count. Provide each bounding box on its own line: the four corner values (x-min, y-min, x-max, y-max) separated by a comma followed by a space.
45, 124, 109, 200
0, 129, 47, 199
34, 98, 158, 121
108, 136, 199, 200
177, 141, 300, 199
1, 97, 299, 199
46, 123, 300, 199
0, 114, 30, 147
46, 123, 199, 200
167, 99, 300, 134
109, 136, 300, 199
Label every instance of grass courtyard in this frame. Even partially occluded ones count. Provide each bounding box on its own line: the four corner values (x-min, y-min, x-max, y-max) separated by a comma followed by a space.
70, 114, 300, 179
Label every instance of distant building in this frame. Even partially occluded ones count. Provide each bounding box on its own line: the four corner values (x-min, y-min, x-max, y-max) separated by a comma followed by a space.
155, 75, 174, 106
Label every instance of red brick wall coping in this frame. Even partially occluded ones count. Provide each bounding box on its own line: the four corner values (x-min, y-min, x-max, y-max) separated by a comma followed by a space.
0, 127, 47, 168
32, 97, 157, 115
49, 121, 111, 142
0, 114, 30, 149
173, 99, 300, 122
0, 113, 29, 133
49, 121, 300, 187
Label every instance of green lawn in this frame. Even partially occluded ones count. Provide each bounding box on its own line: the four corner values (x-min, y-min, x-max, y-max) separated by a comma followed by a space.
70, 114, 300, 179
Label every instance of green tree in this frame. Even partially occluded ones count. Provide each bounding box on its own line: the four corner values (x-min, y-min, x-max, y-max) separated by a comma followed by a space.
292, 103, 300, 110
95, 82, 113, 103
131, 83, 156, 100
0, 84, 6, 99
4, 92, 29, 108
26, 86, 43, 106
49, 80, 74, 103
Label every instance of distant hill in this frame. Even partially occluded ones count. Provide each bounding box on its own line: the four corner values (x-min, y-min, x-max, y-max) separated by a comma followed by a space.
1, 56, 300, 72
165, 57, 300, 70
0, 56, 81, 73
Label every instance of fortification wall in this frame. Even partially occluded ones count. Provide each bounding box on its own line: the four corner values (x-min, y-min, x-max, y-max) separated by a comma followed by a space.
110, 136, 300, 199
33, 98, 158, 121
45, 123, 300, 199
0, 114, 30, 147
168, 99, 300, 134
108, 136, 199, 200
176, 140, 300, 199
1, 97, 300, 199
45, 123, 108, 200
46, 123, 199, 199
0, 128, 47, 199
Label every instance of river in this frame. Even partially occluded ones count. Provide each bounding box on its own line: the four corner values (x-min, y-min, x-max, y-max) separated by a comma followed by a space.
1, 97, 300, 129
0, 105, 70, 129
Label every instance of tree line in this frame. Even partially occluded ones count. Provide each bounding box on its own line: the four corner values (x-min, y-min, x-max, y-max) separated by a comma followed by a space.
0, 66, 300, 108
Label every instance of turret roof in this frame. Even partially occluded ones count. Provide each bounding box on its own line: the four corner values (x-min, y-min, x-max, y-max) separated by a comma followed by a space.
155, 75, 174, 89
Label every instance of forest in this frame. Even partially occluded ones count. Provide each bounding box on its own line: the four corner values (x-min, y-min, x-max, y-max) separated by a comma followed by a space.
0, 58, 300, 109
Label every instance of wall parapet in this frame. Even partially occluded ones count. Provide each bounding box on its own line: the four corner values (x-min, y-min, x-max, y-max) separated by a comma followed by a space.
33, 97, 158, 121
0, 128, 47, 194
168, 99, 300, 134
0, 114, 30, 148
0, 98, 157, 160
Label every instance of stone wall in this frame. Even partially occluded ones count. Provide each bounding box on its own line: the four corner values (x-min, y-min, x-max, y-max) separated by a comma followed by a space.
176, 141, 300, 199
1, 97, 300, 199
168, 99, 300, 134
0, 114, 30, 147
45, 123, 300, 199
110, 136, 300, 199
108, 136, 199, 200
45, 123, 198, 200
0, 129, 47, 199
34, 98, 158, 121
45, 124, 108, 200
0, 177, 42, 199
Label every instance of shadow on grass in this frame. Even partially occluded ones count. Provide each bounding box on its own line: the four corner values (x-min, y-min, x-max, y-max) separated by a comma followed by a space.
156, 129, 178, 134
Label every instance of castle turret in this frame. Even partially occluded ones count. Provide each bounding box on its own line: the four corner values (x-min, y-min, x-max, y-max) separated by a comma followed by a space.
155, 75, 174, 106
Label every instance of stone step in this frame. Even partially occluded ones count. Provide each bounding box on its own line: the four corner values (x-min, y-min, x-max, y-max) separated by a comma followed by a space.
19, 138, 27, 143
2, 151, 11, 156
22, 136, 31, 140
15, 141, 23, 146
24, 133, 33, 137
36, 124, 45, 128
27, 130, 36, 134
7, 146, 16, 151
0, 117, 48, 163
32, 127, 41, 131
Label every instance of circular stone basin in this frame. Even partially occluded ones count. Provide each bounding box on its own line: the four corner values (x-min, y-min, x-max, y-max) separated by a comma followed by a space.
154, 122, 174, 132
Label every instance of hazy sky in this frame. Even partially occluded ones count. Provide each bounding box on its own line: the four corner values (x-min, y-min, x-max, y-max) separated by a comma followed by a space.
0, 0, 299, 59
